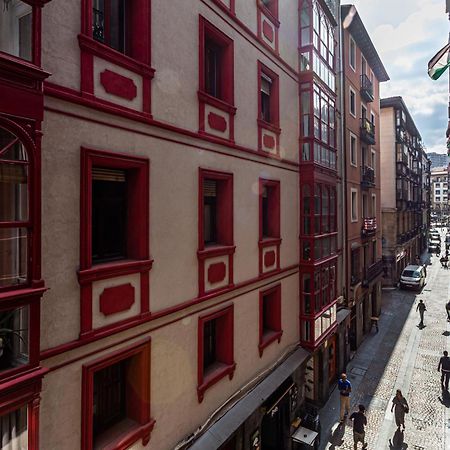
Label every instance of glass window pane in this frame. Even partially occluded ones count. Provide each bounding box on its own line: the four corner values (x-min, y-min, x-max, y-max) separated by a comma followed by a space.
0, 1, 33, 61
0, 405, 28, 448
0, 228, 27, 288
0, 305, 29, 372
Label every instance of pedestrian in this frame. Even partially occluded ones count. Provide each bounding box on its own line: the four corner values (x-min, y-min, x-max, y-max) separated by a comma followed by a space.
438, 351, 450, 390
446, 300, 450, 321
390, 389, 408, 430
338, 373, 352, 423
416, 299, 426, 327
415, 255, 420, 265
349, 404, 368, 450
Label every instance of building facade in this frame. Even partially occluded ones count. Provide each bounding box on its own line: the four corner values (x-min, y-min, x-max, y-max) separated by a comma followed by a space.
380, 97, 428, 286
0, 0, 349, 449
430, 166, 449, 216
340, 5, 388, 351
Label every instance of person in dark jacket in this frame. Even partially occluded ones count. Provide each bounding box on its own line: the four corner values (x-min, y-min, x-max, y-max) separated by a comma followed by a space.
416, 300, 426, 327
446, 300, 450, 321
438, 351, 450, 390
349, 404, 368, 450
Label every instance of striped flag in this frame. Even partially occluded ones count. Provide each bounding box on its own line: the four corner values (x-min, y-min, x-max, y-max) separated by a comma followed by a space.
428, 43, 450, 80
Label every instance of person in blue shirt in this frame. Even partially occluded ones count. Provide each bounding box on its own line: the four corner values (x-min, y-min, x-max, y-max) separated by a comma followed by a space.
338, 373, 352, 422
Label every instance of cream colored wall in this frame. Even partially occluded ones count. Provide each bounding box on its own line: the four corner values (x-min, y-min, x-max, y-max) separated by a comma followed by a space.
41, 0, 300, 162
41, 104, 298, 347
380, 107, 396, 209
39, 274, 299, 450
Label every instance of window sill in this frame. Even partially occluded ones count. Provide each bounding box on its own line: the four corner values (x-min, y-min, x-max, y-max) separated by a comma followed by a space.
0, 285, 47, 304
197, 361, 236, 403
257, 119, 281, 134
198, 91, 236, 114
197, 245, 236, 259
78, 34, 155, 78
78, 259, 153, 285
258, 237, 282, 248
257, 2, 280, 27
259, 329, 283, 356
0, 51, 51, 82
96, 417, 156, 450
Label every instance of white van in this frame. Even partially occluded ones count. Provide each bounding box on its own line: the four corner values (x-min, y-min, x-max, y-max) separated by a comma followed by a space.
400, 265, 426, 290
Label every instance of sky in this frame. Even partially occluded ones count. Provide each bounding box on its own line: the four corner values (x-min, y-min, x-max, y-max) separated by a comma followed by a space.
349, 0, 450, 154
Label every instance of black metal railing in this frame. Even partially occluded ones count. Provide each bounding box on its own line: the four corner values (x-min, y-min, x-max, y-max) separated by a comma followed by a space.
360, 74, 374, 102
365, 260, 384, 283
361, 217, 377, 238
360, 118, 376, 144
361, 165, 375, 188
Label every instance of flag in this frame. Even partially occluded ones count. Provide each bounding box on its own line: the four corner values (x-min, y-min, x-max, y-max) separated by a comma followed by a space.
428, 43, 450, 80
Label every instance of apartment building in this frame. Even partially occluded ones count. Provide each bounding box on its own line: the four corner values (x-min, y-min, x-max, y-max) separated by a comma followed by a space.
0, 0, 344, 449
380, 97, 428, 285
430, 166, 449, 214
340, 5, 388, 350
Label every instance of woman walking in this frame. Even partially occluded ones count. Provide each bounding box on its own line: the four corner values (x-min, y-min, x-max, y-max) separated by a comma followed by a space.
391, 389, 408, 430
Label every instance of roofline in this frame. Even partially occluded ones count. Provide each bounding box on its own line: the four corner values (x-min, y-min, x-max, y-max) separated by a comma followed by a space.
341, 4, 389, 82
380, 96, 421, 139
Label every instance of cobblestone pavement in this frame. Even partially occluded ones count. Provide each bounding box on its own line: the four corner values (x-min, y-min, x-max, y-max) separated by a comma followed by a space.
319, 247, 450, 449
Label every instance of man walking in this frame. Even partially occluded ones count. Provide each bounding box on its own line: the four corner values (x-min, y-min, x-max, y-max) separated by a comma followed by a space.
349, 404, 368, 449
446, 300, 450, 321
438, 351, 450, 390
416, 299, 427, 327
338, 373, 352, 422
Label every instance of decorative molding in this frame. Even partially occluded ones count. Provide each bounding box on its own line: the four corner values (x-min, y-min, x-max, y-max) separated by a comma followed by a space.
264, 250, 276, 268
262, 20, 274, 43
100, 70, 137, 100
263, 134, 275, 149
207, 262, 227, 284
99, 283, 135, 316
208, 112, 227, 132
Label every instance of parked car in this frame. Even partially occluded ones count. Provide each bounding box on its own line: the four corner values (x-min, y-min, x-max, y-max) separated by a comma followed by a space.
445, 234, 450, 244
400, 265, 426, 290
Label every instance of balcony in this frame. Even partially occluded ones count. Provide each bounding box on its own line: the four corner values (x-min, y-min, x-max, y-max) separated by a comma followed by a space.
361, 217, 377, 237
360, 118, 376, 145
361, 165, 375, 188
360, 74, 374, 102
362, 260, 384, 287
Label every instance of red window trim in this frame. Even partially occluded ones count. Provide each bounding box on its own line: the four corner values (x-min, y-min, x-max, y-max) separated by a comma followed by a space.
197, 304, 235, 403
81, 338, 155, 450
211, 0, 236, 15
198, 16, 236, 142
259, 178, 280, 240
198, 168, 234, 252
78, 0, 154, 116
256, 0, 279, 24
0, 367, 46, 450
259, 284, 282, 356
78, 147, 151, 338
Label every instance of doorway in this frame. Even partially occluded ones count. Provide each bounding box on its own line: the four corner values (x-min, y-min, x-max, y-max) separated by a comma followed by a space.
327, 336, 337, 384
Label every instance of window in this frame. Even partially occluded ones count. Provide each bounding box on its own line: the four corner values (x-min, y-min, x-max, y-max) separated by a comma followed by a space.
350, 132, 357, 166
0, 1, 32, 62
349, 87, 356, 117
372, 240, 377, 264
82, 339, 154, 450
350, 248, 360, 284
259, 285, 282, 356
349, 36, 356, 70
371, 194, 376, 217
260, 179, 280, 239
0, 405, 28, 449
200, 170, 233, 248
371, 150, 376, 172
198, 305, 235, 402
351, 189, 358, 222
200, 18, 234, 105
361, 55, 366, 75
258, 63, 279, 126
261, 0, 278, 18
80, 148, 149, 270
0, 126, 29, 288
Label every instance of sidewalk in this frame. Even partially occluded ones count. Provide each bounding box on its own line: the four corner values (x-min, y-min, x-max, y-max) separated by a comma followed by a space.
318, 253, 450, 449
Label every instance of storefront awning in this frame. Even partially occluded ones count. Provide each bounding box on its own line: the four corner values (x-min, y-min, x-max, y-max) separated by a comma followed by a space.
292, 426, 319, 445
189, 347, 310, 450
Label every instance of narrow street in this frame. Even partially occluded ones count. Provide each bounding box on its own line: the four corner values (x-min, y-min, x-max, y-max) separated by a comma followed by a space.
319, 245, 450, 449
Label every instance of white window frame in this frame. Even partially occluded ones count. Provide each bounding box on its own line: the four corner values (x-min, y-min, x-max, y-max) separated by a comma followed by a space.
361, 55, 367, 75
371, 149, 376, 173
349, 86, 356, 118
351, 188, 358, 222
349, 36, 356, 71
350, 132, 357, 167
371, 193, 376, 218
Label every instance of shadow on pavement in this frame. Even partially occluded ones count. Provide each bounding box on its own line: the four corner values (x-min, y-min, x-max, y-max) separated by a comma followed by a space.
438, 388, 450, 407
326, 422, 345, 448
389, 428, 408, 449
442, 331, 450, 336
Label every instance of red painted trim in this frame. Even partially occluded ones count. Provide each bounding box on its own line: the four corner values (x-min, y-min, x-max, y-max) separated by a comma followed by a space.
79, 147, 150, 337
263, 20, 274, 43
100, 69, 138, 100
211, 0, 236, 15
99, 284, 135, 316
81, 339, 154, 450
264, 250, 276, 267
256, 2, 279, 54
41, 265, 299, 363
43, 92, 298, 169
207, 262, 227, 284
208, 112, 228, 132
197, 304, 235, 402
258, 284, 282, 356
